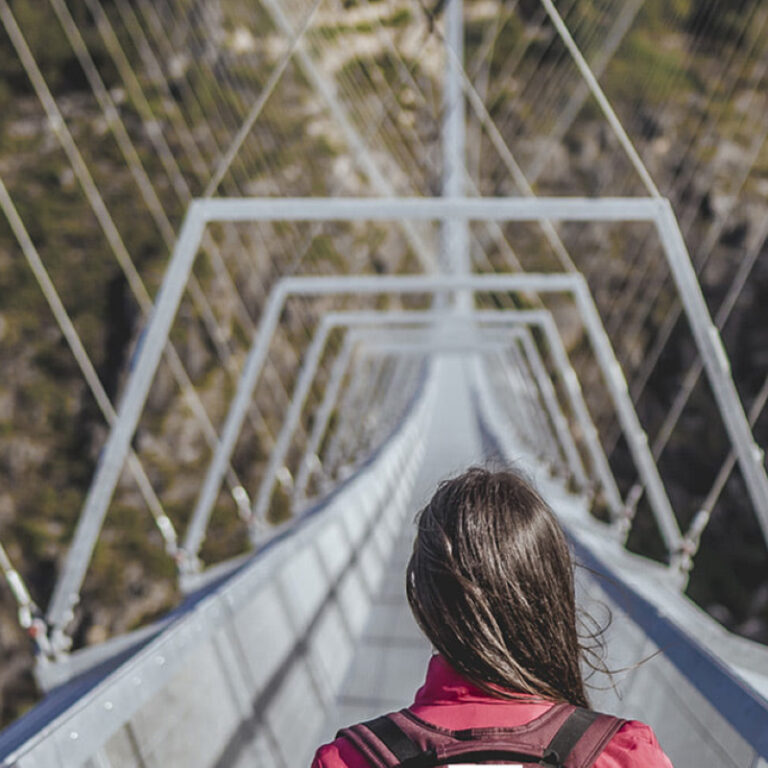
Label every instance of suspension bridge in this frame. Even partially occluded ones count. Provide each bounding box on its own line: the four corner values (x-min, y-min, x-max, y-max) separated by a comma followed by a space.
0, 0, 767, 765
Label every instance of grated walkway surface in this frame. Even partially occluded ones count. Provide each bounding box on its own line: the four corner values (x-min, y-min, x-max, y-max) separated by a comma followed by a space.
317, 356, 486, 741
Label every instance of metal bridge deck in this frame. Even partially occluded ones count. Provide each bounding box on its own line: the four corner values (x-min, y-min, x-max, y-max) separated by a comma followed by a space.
1, 355, 768, 768
319, 356, 483, 738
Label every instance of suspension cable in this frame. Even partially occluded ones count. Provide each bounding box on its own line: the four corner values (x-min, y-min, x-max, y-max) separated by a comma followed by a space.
428, 12, 578, 272
0, 176, 179, 559
0, 541, 53, 656
50, 0, 269, 399
537, 0, 659, 197
688, 374, 768, 553
0, 0, 258, 634
204, 0, 323, 196
526, 0, 647, 184
85, 0, 286, 448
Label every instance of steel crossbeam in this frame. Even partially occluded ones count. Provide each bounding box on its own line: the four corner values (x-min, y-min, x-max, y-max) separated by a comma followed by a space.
292, 324, 576, 505
190, 196, 662, 223
195, 278, 673, 552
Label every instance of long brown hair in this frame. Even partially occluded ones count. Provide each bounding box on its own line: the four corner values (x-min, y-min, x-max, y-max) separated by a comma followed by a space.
406, 466, 590, 707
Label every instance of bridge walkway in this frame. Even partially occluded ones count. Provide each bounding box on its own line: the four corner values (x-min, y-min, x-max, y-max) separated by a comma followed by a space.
319, 356, 483, 742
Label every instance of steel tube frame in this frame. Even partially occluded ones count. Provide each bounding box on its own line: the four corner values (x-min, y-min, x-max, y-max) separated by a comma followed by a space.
532, 311, 624, 515
362, 332, 557, 463
246, 309, 607, 546
292, 310, 587, 507
46, 211, 206, 637
47, 270, 650, 634
654, 200, 768, 545
279, 323, 588, 529
199, 277, 654, 546
249, 323, 513, 534
293, 337, 431, 505
442, 0, 471, 309
345, 338, 511, 356
57, 192, 768, 633
191, 196, 662, 223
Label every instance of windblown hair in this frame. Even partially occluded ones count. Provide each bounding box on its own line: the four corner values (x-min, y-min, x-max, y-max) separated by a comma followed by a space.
406, 466, 590, 707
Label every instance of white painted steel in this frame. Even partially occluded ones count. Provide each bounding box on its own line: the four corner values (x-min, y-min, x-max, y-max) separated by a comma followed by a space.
251, 327, 521, 529
265, 309, 597, 521
53, 268, 682, 651
161, 196, 767, 551
45, 210, 206, 637
654, 201, 768, 545
4, 0, 767, 761
67, 194, 762, 593
193, 277, 666, 556
194, 196, 661, 222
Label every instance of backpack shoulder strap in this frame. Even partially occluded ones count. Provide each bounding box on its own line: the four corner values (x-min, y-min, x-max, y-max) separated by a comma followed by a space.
337, 714, 434, 768
337, 706, 626, 768
549, 708, 626, 768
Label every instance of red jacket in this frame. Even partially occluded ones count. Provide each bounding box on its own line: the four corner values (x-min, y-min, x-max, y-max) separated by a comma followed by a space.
312, 655, 674, 767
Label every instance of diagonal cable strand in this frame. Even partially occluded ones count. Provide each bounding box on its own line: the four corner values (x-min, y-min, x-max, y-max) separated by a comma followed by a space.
0, 0, 257, 632
692, 374, 768, 543
204, 0, 325, 196
0, 175, 179, 558
537, 0, 659, 196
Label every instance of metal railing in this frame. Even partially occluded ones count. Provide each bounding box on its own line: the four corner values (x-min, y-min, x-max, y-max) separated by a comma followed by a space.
1, 1, 767, 758
11, 193, 761, 663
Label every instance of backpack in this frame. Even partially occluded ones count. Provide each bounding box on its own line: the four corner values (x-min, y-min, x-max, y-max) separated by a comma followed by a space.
336, 702, 625, 767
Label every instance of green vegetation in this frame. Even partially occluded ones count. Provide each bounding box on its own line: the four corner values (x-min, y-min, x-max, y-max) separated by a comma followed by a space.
604, 33, 703, 106
0, 0, 767, 730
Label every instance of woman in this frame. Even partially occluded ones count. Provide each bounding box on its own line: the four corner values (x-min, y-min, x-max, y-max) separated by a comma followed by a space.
312, 467, 673, 767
